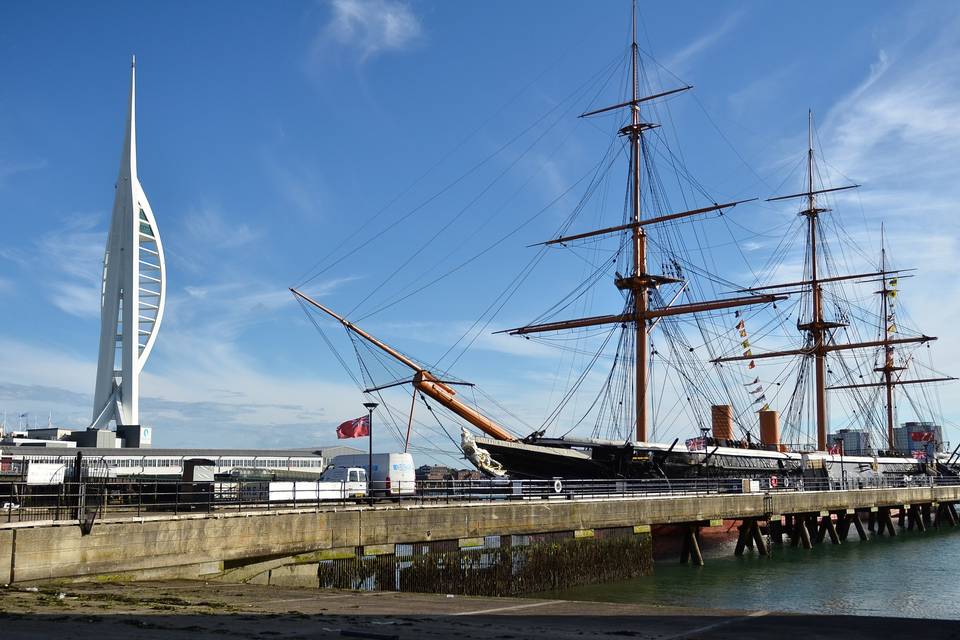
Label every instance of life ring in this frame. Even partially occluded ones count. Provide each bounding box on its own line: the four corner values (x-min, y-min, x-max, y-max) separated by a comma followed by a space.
553, 479, 563, 494
769, 475, 778, 488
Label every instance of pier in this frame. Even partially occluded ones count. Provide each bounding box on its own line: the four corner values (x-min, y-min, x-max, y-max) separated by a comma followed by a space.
3, 478, 959, 592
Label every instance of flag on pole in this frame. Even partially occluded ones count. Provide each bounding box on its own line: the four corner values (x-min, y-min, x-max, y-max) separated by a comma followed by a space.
736, 319, 745, 330
742, 349, 753, 358
748, 360, 756, 369
741, 339, 751, 349
739, 329, 748, 338
336, 415, 371, 439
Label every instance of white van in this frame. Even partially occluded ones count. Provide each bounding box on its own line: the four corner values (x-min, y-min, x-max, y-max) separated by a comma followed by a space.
330, 453, 415, 496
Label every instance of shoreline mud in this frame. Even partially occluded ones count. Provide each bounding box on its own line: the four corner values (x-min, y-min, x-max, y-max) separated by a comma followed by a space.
1, 580, 956, 639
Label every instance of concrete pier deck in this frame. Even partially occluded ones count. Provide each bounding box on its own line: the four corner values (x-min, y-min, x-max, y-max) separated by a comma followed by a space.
4, 484, 960, 584
1, 581, 957, 640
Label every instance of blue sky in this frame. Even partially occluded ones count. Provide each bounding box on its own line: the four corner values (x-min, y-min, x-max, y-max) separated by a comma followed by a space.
1, 1, 959, 463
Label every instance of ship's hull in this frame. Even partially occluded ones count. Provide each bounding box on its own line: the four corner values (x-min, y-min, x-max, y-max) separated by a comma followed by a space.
475, 435, 932, 482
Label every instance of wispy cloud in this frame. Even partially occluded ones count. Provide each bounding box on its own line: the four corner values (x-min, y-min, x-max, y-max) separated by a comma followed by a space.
308, 0, 423, 67
801, 9, 960, 428
0, 158, 46, 189
264, 157, 326, 217
184, 204, 259, 249
664, 9, 744, 74
28, 213, 105, 318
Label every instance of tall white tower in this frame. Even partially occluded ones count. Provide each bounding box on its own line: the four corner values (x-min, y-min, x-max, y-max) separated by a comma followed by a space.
90, 57, 165, 441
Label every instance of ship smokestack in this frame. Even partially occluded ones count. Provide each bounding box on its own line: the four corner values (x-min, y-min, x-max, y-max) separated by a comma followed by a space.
711, 405, 734, 442
759, 410, 781, 451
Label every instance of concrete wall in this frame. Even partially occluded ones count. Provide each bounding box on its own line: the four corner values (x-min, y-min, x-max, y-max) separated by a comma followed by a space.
0, 528, 12, 584
3, 485, 960, 584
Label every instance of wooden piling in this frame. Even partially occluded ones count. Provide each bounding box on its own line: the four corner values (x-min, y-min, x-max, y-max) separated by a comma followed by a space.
798, 517, 813, 549
824, 515, 840, 544
836, 513, 849, 541
770, 516, 784, 545
734, 522, 748, 556
680, 524, 704, 565
880, 508, 897, 536
851, 514, 868, 541
946, 503, 959, 527
750, 520, 768, 556
910, 505, 926, 533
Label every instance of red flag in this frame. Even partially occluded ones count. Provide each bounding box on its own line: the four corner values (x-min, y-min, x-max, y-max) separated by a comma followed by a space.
910, 431, 934, 442
336, 415, 370, 439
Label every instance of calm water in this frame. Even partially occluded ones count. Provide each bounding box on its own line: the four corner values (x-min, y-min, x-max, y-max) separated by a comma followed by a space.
544, 527, 960, 620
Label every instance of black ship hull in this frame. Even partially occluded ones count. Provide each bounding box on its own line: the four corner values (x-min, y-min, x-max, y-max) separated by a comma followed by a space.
475, 436, 932, 483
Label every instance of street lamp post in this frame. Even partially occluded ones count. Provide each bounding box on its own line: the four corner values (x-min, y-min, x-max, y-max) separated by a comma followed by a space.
834, 437, 845, 489
363, 401, 378, 495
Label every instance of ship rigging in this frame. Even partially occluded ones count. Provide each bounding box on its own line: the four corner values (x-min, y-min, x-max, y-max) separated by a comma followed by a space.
292, 3, 955, 480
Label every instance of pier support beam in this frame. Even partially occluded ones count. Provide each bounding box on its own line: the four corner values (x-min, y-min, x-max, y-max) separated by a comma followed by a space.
876, 507, 896, 537
789, 514, 813, 549
908, 505, 926, 532
734, 519, 768, 556
851, 513, 868, 541
769, 515, 784, 545
680, 524, 704, 566
815, 513, 840, 544
938, 502, 958, 528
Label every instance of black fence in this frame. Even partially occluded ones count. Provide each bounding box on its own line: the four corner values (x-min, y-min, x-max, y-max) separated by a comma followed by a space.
3, 474, 960, 527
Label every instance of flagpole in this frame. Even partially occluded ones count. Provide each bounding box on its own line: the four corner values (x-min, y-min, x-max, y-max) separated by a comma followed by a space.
363, 401, 378, 496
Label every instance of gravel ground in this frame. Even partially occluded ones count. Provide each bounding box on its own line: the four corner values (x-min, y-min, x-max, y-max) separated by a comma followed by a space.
0, 580, 957, 639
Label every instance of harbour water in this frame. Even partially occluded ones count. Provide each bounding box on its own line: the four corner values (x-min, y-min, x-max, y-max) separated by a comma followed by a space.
545, 527, 960, 620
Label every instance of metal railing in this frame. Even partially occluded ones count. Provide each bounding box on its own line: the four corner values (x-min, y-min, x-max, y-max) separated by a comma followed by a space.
3, 474, 960, 526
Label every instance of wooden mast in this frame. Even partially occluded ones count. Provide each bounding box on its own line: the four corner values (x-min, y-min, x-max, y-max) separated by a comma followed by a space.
806, 111, 829, 451
501, 0, 784, 443
629, 1, 648, 443
713, 112, 951, 452
879, 230, 897, 450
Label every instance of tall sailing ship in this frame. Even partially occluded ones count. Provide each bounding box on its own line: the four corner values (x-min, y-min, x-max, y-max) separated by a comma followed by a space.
292, 5, 956, 483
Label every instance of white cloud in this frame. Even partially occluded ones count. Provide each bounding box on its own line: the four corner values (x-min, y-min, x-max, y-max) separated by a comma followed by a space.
29, 214, 105, 319
309, 0, 423, 66
773, 10, 960, 434
665, 10, 743, 74
0, 158, 46, 189
264, 154, 326, 217
183, 204, 259, 249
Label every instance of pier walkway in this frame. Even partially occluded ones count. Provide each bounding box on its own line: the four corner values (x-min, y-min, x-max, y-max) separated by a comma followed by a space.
2, 478, 959, 586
